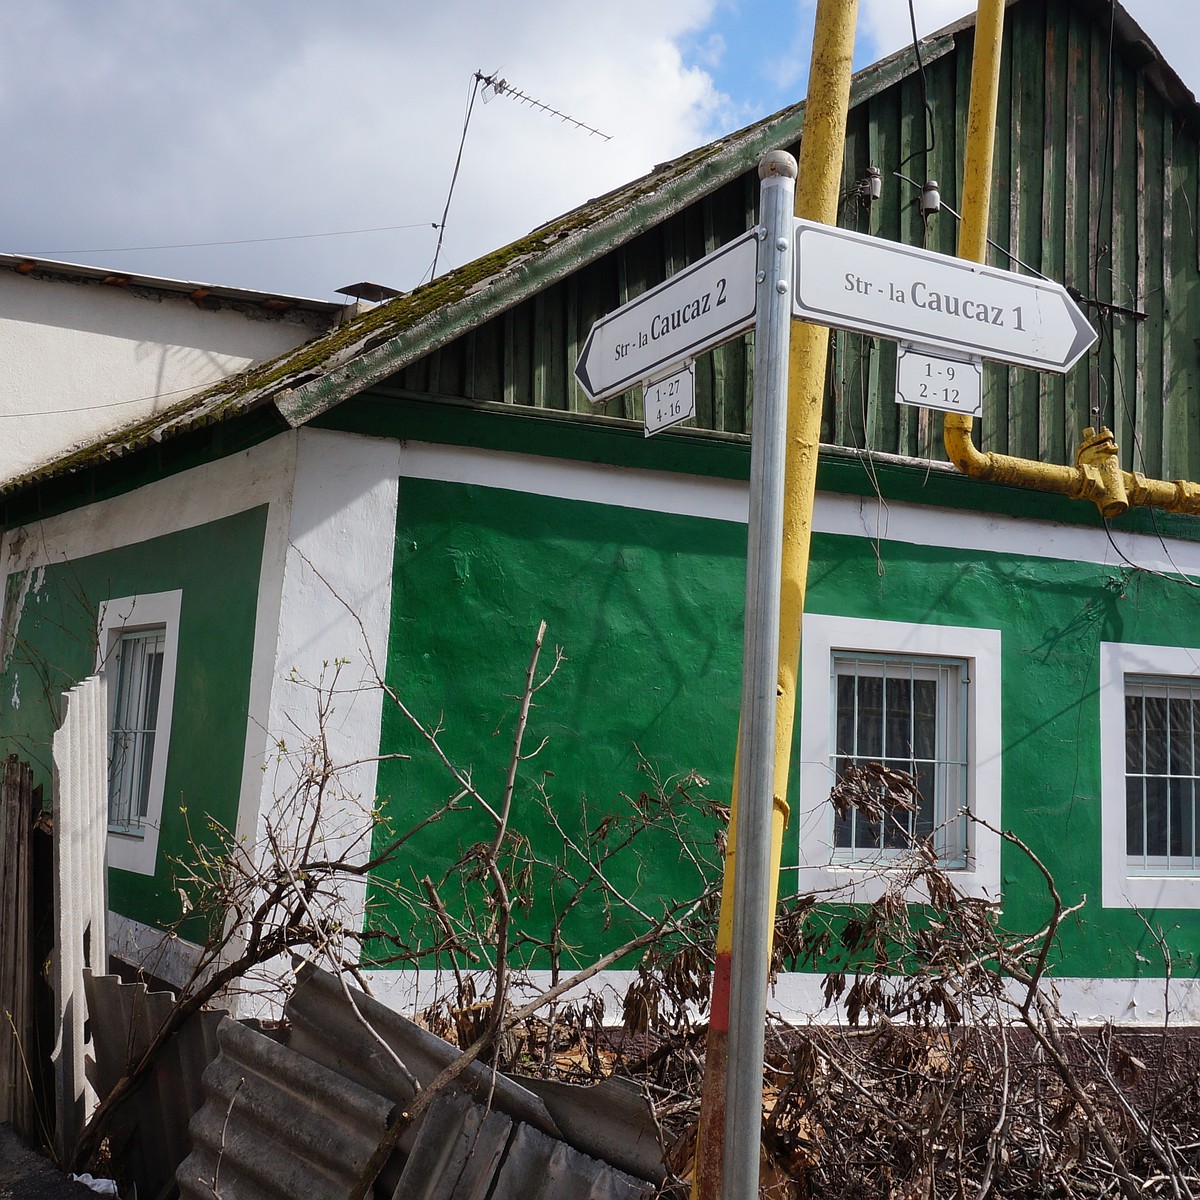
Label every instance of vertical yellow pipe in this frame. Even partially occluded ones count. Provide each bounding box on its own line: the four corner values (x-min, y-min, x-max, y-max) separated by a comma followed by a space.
946, 0, 1007, 470
691, 4, 858, 1196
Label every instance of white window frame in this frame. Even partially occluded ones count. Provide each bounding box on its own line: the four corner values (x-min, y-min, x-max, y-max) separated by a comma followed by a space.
1099, 642, 1200, 909
96, 591, 182, 876
797, 614, 1002, 902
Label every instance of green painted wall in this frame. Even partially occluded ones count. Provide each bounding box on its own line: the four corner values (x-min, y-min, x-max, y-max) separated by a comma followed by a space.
369, 471, 1200, 981
0, 508, 266, 932
369, 478, 745, 969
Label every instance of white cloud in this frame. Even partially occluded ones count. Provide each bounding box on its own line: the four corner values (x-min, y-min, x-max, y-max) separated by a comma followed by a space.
0, 0, 727, 298
7, 0, 1199, 304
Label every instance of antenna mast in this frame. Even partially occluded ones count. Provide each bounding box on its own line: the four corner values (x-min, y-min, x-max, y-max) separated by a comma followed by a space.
427, 71, 612, 282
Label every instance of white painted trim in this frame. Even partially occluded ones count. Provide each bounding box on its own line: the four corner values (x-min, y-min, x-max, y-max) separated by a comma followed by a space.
96, 591, 182, 875
233, 453, 297, 851
252, 428, 402, 951
107, 909, 204, 990
358, 967, 1200, 1027
1099, 641, 1200, 909
796, 614, 1003, 902
399, 439, 749, 523
396, 440, 1200, 578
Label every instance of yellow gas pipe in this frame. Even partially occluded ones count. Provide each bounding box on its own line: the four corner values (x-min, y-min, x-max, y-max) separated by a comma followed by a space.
946, 0, 1200, 520
690, 3, 859, 1198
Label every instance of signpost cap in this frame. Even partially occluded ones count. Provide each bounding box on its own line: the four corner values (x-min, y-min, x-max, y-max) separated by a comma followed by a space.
758, 150, 797, 181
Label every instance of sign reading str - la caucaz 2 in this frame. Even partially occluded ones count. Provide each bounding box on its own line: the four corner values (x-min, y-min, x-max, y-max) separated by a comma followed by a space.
792, 219, 1097, 373
574, 230, 758, 402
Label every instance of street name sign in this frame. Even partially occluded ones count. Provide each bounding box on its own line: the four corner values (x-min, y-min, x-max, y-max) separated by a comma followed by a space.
575, 230, 758, 402
896, 343, 982, 416
792, 219, 1097, 373
644, 362, 696, 437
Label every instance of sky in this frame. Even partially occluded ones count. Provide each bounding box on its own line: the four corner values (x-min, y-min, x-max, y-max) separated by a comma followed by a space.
2, 1, 1197, 303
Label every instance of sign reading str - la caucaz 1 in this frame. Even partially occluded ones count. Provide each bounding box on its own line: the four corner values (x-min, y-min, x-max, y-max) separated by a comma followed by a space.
792, 219, 1097, 373
574, 230, 758, 402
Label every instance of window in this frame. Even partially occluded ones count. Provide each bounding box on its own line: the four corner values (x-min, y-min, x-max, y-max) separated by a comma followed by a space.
1100, 643, 1200, 908
96, 592, 181, 876
797, 615, 1002, 902
1124, 677, 1200, 873
832, 653, 968, 868
107, 627, 166, 832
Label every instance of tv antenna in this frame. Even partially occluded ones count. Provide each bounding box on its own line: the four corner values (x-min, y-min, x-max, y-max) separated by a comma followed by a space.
426, 70, 612, 283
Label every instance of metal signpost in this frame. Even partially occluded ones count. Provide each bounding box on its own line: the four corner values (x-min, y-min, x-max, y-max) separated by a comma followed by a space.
792, 217, 1097, 372
574, 163, 797, 1200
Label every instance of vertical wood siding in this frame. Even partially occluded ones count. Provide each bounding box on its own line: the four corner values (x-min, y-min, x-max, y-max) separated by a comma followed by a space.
388, 0, 1200, 480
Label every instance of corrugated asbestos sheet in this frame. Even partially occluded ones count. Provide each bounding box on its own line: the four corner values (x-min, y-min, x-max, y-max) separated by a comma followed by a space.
50, 675, 107, 1160
174, 966, 657, 1200
85, 972, 225, 1200
283, 961, 559, 1139
176, 1017, 396, 1200
392, 1090, 651, 1200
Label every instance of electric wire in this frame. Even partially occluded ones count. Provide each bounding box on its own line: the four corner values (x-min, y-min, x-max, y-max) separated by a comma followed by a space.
898, 0, 936, 170
26, 222, 439, 258
426, 72, 483, 284
0, 382, 219, 418
892, 171, 1049, 279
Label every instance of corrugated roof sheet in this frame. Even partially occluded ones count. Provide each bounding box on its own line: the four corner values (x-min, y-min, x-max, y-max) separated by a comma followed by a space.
284, 960, 560, 1139
176, 1017, 397, 1200
171, 966, 662, 1200
390, 1091, 652, 1200
85, 971, 226, 1200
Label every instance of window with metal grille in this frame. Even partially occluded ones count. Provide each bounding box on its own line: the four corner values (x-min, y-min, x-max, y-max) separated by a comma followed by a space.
831, 652, 969, 867
1125, 676, 1200, 874
107, 626, 166, 832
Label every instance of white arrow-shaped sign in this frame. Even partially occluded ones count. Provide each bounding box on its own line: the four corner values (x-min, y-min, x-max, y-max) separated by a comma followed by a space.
575, 230, 758, 402
792, 219, 1097, 372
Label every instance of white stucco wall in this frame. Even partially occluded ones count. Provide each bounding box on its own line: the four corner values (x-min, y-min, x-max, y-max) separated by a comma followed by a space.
0, 268, 332, 483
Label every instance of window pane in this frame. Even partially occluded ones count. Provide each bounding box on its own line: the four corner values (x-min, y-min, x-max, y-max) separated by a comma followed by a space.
1144, 775, 1168, 858
885, 676, 913, 757
1170, 778, 1195, 859
831, 654, 966, 867
1126, 676, 1200, 874
913, 678, 937, 760
108, 627, 166, 831
856, 674, 883, 757
835, 675, 857, 755
1143, 695, 1168, 774
1126, 694, 1144, 771
1126, 777, 1145, 859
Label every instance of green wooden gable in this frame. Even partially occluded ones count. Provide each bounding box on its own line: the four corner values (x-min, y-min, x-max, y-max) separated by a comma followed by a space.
366, 0, 1200, 482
